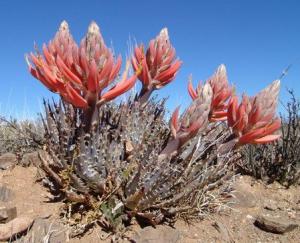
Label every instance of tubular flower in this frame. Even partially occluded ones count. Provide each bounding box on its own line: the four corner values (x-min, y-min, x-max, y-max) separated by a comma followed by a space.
132, 28, 182, 97
188, 64, 233, 121
159, 83, 213, 160
227, 80, 281, 145
26, 21, 137, 109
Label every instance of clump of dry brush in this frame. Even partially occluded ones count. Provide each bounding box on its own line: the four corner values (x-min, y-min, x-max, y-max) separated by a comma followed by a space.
241, 89, 300, 187
0, 116, 44, 156
26, 21, 281, 234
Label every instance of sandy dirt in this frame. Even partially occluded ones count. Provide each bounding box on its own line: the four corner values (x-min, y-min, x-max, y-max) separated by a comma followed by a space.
0, 166, 299, 243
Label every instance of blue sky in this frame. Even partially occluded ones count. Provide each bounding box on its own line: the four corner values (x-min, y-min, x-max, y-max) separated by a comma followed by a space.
0, 0, 299, 119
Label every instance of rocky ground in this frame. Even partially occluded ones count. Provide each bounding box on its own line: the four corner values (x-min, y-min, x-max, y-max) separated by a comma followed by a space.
0, 152, 299, 243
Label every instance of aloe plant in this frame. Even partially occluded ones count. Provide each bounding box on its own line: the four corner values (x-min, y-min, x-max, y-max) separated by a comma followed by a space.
26, 21, 281, 233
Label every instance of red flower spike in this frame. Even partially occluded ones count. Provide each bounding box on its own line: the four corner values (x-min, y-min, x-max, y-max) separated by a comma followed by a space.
174, 83, 213, 145
227, 80, 281, 145
27, 21, 136, 109
132, 28, 182, 92
188, 64, 233, 122
159, 83, 213, 160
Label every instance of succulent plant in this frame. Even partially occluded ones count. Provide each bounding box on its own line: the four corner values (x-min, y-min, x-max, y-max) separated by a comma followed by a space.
26, 21, 281, 234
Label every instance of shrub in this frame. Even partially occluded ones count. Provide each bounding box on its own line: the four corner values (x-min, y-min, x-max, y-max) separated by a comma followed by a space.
0, 117, 44, 157
26, 21, 281, 234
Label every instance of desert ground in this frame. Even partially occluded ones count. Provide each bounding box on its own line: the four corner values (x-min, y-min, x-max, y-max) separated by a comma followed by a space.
0, 153, 299, 243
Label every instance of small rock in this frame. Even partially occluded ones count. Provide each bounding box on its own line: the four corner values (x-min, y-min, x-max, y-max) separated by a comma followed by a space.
20, 151, 42, 167
254, 215, 298, 234
231, 188, 257, 208
277, 201, 289, 210
0, 153, 17, 170
0, 216, 33, 241
264, 199, 278, 211
0, 206, 17, 223
125, 140, 134, 155
246, 214, 255, 220
18, 218, 66, 243
133, 225, 181, 243
0, 185, 14, 202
